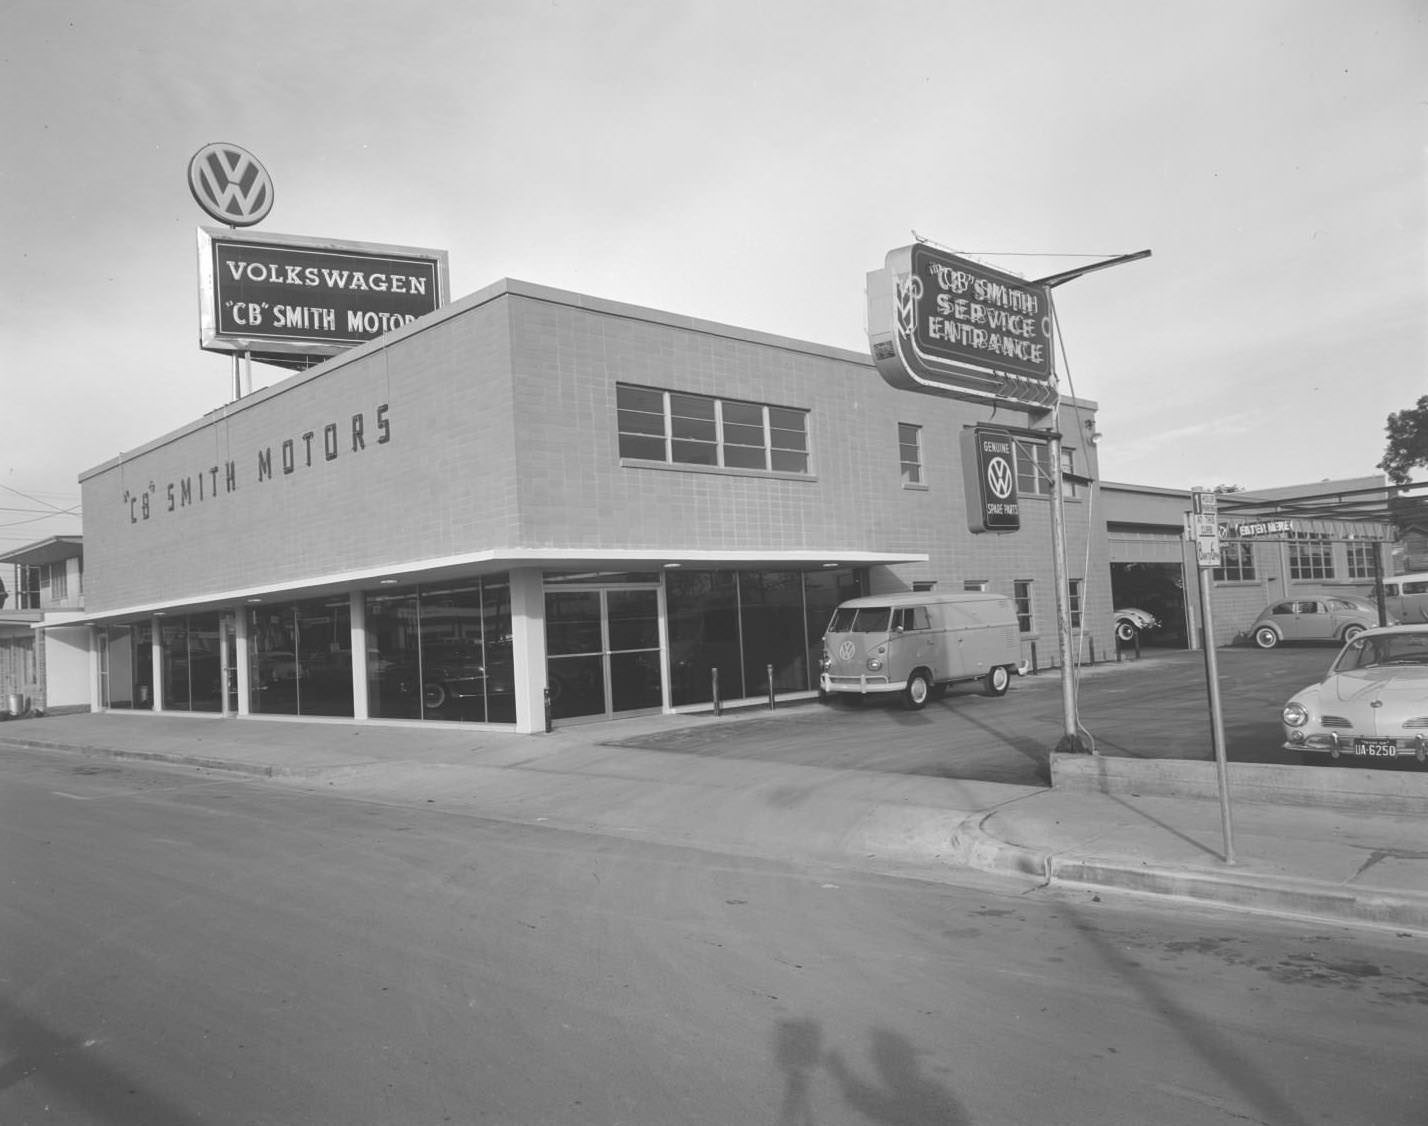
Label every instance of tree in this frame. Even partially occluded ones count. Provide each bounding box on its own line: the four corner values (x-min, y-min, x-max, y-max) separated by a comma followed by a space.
1379, 396, 1428, 484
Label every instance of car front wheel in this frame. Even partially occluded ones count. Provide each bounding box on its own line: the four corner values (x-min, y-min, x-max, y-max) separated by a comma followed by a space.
984, 666, 1010, 696
1253, 626, 1279, 649
1115, 621, 1137, 643
1341, 624, 1366, 642
903, 671, 933, 710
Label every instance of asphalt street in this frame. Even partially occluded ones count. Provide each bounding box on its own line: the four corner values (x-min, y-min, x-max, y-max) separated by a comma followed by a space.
2, 746, 1425, 1126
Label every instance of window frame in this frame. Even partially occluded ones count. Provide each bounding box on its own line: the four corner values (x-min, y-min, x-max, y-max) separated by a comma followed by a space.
617, 384, 811, 476
898, 422, 924, 487
1013, 579, 1034, 633
1213, 540, 1256, 582
1288, 532, 1335, 581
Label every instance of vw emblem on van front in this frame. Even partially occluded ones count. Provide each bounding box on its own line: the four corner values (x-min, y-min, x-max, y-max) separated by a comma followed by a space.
188, 142, 274, 227
838, 640, 857, 661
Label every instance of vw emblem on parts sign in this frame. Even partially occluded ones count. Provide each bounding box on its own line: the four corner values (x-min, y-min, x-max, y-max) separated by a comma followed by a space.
986, 455, 1015, 501
187, 142, 274, 227
959, 425, 1020, 533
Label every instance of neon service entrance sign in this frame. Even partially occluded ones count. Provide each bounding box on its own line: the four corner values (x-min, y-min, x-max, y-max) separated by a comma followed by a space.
868, 243, 1055, 409
197, 227, 449, 370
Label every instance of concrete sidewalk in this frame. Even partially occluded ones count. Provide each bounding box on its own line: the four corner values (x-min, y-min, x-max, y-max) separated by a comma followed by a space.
2, 709, 1426, 935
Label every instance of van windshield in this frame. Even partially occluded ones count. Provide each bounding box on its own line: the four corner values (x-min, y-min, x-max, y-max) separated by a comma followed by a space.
829, 607, 892, 633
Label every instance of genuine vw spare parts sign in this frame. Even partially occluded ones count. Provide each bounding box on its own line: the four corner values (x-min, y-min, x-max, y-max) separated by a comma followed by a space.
188, 142, 274, 227
197, 227, 449, 369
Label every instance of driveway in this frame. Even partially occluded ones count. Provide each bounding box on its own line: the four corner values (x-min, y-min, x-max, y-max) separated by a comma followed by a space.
605, 644, 1409, 788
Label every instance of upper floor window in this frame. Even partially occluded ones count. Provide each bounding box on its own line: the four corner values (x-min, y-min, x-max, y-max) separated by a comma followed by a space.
1013, 579, 1033, 633
1346, 542, 1378, 580
1289, 532, 1334, 581
1213, 541, 1256, 582
898, 423, 924, 486
1013, 439, 1077, 498
1068, 579, 1083, 629
616, 385, 809, 474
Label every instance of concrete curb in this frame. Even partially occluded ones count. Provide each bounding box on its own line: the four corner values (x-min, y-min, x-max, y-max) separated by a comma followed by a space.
0, 736, 344, 780
1052, 753, 1428, 814
948, 814, 1428, 934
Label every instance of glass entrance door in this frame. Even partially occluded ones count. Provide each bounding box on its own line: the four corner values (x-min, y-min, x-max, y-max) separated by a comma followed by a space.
545, 587, 662, 721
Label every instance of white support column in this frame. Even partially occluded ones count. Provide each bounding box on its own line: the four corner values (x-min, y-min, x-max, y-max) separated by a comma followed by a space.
349, 591, 368, 721
235, 608, 251, 717
509, 568, 547, 734
150, 615, 165, 712
88, 625, 103, 712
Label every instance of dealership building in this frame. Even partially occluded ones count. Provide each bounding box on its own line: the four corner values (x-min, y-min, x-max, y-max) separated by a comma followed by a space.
74, 275, 1110, 732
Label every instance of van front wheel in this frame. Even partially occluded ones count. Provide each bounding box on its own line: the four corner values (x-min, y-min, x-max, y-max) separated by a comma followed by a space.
984, 666, 1011, 697
903, 671, 933, 710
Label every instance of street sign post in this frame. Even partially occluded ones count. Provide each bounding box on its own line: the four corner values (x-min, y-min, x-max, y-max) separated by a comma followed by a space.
1189, 488, 1236, 863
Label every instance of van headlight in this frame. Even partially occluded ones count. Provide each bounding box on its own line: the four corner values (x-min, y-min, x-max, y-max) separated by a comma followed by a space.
865, 657, 883, 671
1282, 702, 1309, 727
818, 650, 831, 672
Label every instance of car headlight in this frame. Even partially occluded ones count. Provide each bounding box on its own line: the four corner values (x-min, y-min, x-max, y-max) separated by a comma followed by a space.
1282, 701, 1310, 727
865, 657, 883, 671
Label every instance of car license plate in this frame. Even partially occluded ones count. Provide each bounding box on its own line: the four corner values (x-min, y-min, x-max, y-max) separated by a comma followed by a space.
1352, 739, 1399, 758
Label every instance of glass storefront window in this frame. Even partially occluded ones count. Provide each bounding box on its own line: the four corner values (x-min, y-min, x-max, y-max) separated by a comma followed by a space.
366, 589, 422, 719
297, 597, 354, 717
364, 576, 515, 724
160, 613, 223, 713
420, 585, 490, 722
667, 571, 740, 707
101, 622, 152, 710
666, 568, 862, 707
250, 607, 300, 716
738, 571, 809, 696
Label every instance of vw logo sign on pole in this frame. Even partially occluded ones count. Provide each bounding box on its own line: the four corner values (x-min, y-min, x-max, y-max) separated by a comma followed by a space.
188, 142, 274, 227
960, 426, 1020, 532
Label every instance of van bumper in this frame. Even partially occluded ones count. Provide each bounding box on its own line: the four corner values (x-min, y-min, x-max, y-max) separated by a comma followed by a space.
819, 673, 899, 696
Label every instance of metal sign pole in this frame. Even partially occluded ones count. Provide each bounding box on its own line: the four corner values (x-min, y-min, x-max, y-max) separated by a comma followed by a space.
1049, 431, 1085, 753
1190, 489, 1235, 863
1198, 563, 1236, 864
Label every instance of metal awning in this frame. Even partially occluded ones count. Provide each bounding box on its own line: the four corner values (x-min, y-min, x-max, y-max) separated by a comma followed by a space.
0, 535, 83, 568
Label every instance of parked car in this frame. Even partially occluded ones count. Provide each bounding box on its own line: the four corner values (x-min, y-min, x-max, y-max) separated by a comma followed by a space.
1280, 625, 1428, 765
1113, 607, 1159, 644
1249, 596, 1386, 649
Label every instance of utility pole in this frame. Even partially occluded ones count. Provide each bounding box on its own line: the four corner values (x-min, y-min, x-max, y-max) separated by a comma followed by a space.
1037, 250, 1152, 756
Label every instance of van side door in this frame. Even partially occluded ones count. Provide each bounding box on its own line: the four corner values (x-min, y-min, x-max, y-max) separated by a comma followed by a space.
891, 606, 936, 678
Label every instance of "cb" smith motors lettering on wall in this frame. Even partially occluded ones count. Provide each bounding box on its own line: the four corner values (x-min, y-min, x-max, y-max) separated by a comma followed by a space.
122, 404, 390, 525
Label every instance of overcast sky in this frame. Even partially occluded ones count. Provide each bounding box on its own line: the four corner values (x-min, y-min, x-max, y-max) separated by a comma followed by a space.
2, 0, 1423, 552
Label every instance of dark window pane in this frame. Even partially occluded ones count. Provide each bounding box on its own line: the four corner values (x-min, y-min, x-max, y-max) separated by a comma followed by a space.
420, 585, 487, 721
617, 385, 663, 413
671, 415, 717, 441
667, 570, 740, 706
770, 449, 809, 473
619, 433, 666, 461
669, 393, 716, 421
671, 439, 718, 465
366, 590, 422, 719
723, 422, 766, 447
296, 597, 353, 717
722, 401, 763, 426
723, 445, 767, 469
617, 407, 666, 436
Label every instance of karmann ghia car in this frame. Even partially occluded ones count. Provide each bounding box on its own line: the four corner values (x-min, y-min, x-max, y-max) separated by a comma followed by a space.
1280, 625, 1428, 765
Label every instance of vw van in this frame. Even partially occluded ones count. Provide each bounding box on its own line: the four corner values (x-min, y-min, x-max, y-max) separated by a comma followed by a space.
1382, 573, 1428, 625
818, 592, 1027, 709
